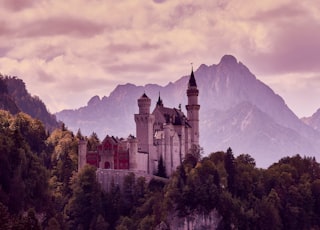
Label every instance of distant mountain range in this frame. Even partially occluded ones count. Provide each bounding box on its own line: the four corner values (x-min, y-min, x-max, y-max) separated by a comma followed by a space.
301, 109, 320, 132
0, 75, 60, 131
55, 55, 320, 167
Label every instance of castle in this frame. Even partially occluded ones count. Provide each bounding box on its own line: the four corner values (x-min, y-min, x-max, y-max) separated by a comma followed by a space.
78, 69, 200, 177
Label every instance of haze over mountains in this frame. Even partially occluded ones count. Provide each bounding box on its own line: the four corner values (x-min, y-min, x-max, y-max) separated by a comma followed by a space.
56, 55, 320, 167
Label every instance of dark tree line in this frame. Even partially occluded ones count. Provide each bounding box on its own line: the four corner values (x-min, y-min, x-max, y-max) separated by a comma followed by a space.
1, 108, 320, 229
0, 74, 60, 132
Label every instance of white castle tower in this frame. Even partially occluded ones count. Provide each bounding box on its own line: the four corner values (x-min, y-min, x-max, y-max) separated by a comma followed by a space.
134, 93, 155, 173
186, 68, 200, 147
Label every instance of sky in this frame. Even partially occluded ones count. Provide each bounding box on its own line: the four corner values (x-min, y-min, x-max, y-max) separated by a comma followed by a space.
0, 0, 320, 118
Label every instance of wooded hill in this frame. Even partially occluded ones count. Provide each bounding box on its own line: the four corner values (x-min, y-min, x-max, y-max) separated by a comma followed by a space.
0, 109, 320, 229
0, 75, 59, 131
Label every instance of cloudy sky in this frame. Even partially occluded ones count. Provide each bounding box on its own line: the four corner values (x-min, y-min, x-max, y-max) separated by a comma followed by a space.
0, 0, 319, 117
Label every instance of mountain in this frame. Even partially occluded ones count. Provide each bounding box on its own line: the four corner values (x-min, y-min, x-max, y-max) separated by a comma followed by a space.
56, 55, 320, 167
202, 102, 316, 166
0, 77, 20, 114
0, 75, 60, 131
301, 109, 320, 131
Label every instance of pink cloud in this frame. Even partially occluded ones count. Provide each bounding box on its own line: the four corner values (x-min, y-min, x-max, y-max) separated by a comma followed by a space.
37, 69, 56, 83
246, 19, 320, 75
1, 0, 36, 11
0, 20, 12, 35
0, 0, 319, 116
240, 3, 320, 75
106, 42, 160, 54
153, 0, 166, 4
251, 3, 307, 22
19, 16, 105, 38
107, 62, 163, 74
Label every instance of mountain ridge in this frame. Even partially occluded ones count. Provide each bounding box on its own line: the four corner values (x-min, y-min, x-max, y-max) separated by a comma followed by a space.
0, 75, 60, 131
56, 55, 320, 167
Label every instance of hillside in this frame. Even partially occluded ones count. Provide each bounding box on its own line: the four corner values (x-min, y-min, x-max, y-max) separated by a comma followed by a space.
2, 110, 320, 229
0, 75, 60, 131
56, 55, 320, 167
0, 77, 20, 114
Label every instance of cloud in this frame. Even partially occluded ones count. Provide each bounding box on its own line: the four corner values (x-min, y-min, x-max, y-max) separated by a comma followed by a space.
251, 3, 307, 21
0, 20, 11, 35
153, 0, 166, 4
0, 0, 36, 11
106, 42, 160, 54
0, 0, 319, 116
239, 3, 320, 75
37, 69, 56, 83
19, 16, 105, 38
260, 72, 320, 117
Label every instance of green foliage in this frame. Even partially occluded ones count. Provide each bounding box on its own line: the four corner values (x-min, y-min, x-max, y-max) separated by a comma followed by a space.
47, 127, 79, 196
64, 165, 104, 229
156, 155, 167, 178
47, 217, 61, 230
164, 150, 320, 229
20, 208, 41, 230
1, 107, 320, 229
224, 147, 236, 194
87, 132, 100, 151
184, 144, 203, 168
0, 202, 11, 229
0, 76, 8, 94
2, 75, 59, 131
0, 110, 49, 214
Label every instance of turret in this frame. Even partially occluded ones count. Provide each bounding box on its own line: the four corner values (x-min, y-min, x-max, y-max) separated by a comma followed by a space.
138, 93, 151, 114
134, 93, 155, 173
128, 135, 138, 170
186, 68, 200, 147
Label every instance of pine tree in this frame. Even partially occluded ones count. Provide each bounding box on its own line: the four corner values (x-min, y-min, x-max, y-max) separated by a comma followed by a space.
156, 155, 167, 178
225, 147, 236, 195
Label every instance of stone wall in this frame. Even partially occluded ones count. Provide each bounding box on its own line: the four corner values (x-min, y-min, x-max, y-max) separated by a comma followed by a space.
167, 209, 221, 230
96, 168, 167, 191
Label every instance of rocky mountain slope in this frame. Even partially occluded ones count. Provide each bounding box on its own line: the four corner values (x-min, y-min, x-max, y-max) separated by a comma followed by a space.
0, 75, 60, 131
56, 55, 320, 167
302, 109, 320, 132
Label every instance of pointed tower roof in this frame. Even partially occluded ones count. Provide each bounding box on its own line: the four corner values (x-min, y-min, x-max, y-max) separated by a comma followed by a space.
140, 92, 149, 99
188, 67, 197, 88
156, 92, 164, 107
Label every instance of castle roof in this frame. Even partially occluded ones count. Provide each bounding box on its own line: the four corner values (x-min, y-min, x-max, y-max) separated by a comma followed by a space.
101, 135, 118, 145
188, 68, 197, 88
153, 105, 190, 127
156, 93, 164, 107
140, 93, 149, 99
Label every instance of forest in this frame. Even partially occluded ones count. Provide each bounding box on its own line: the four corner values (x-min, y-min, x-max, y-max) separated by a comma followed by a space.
1, 109, 320, 230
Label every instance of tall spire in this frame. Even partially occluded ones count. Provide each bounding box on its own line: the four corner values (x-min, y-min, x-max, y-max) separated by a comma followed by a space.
188, 64, 197, 87
186, 64, 200, 147
157, 92, 163, 107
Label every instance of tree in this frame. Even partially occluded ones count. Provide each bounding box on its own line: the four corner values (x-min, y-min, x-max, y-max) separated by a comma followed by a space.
0, 77, 8, 94
0, 202, 11, 229
64, 165, 103, 229
21, 208, 41, 230
47, 217, 61, 230
184, 144, 203, 168
156, 155, 167, 178
87, 132, 100, 151
116, 216, 134, 230
0, 111, 50, 214
225, 148, 236, 195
